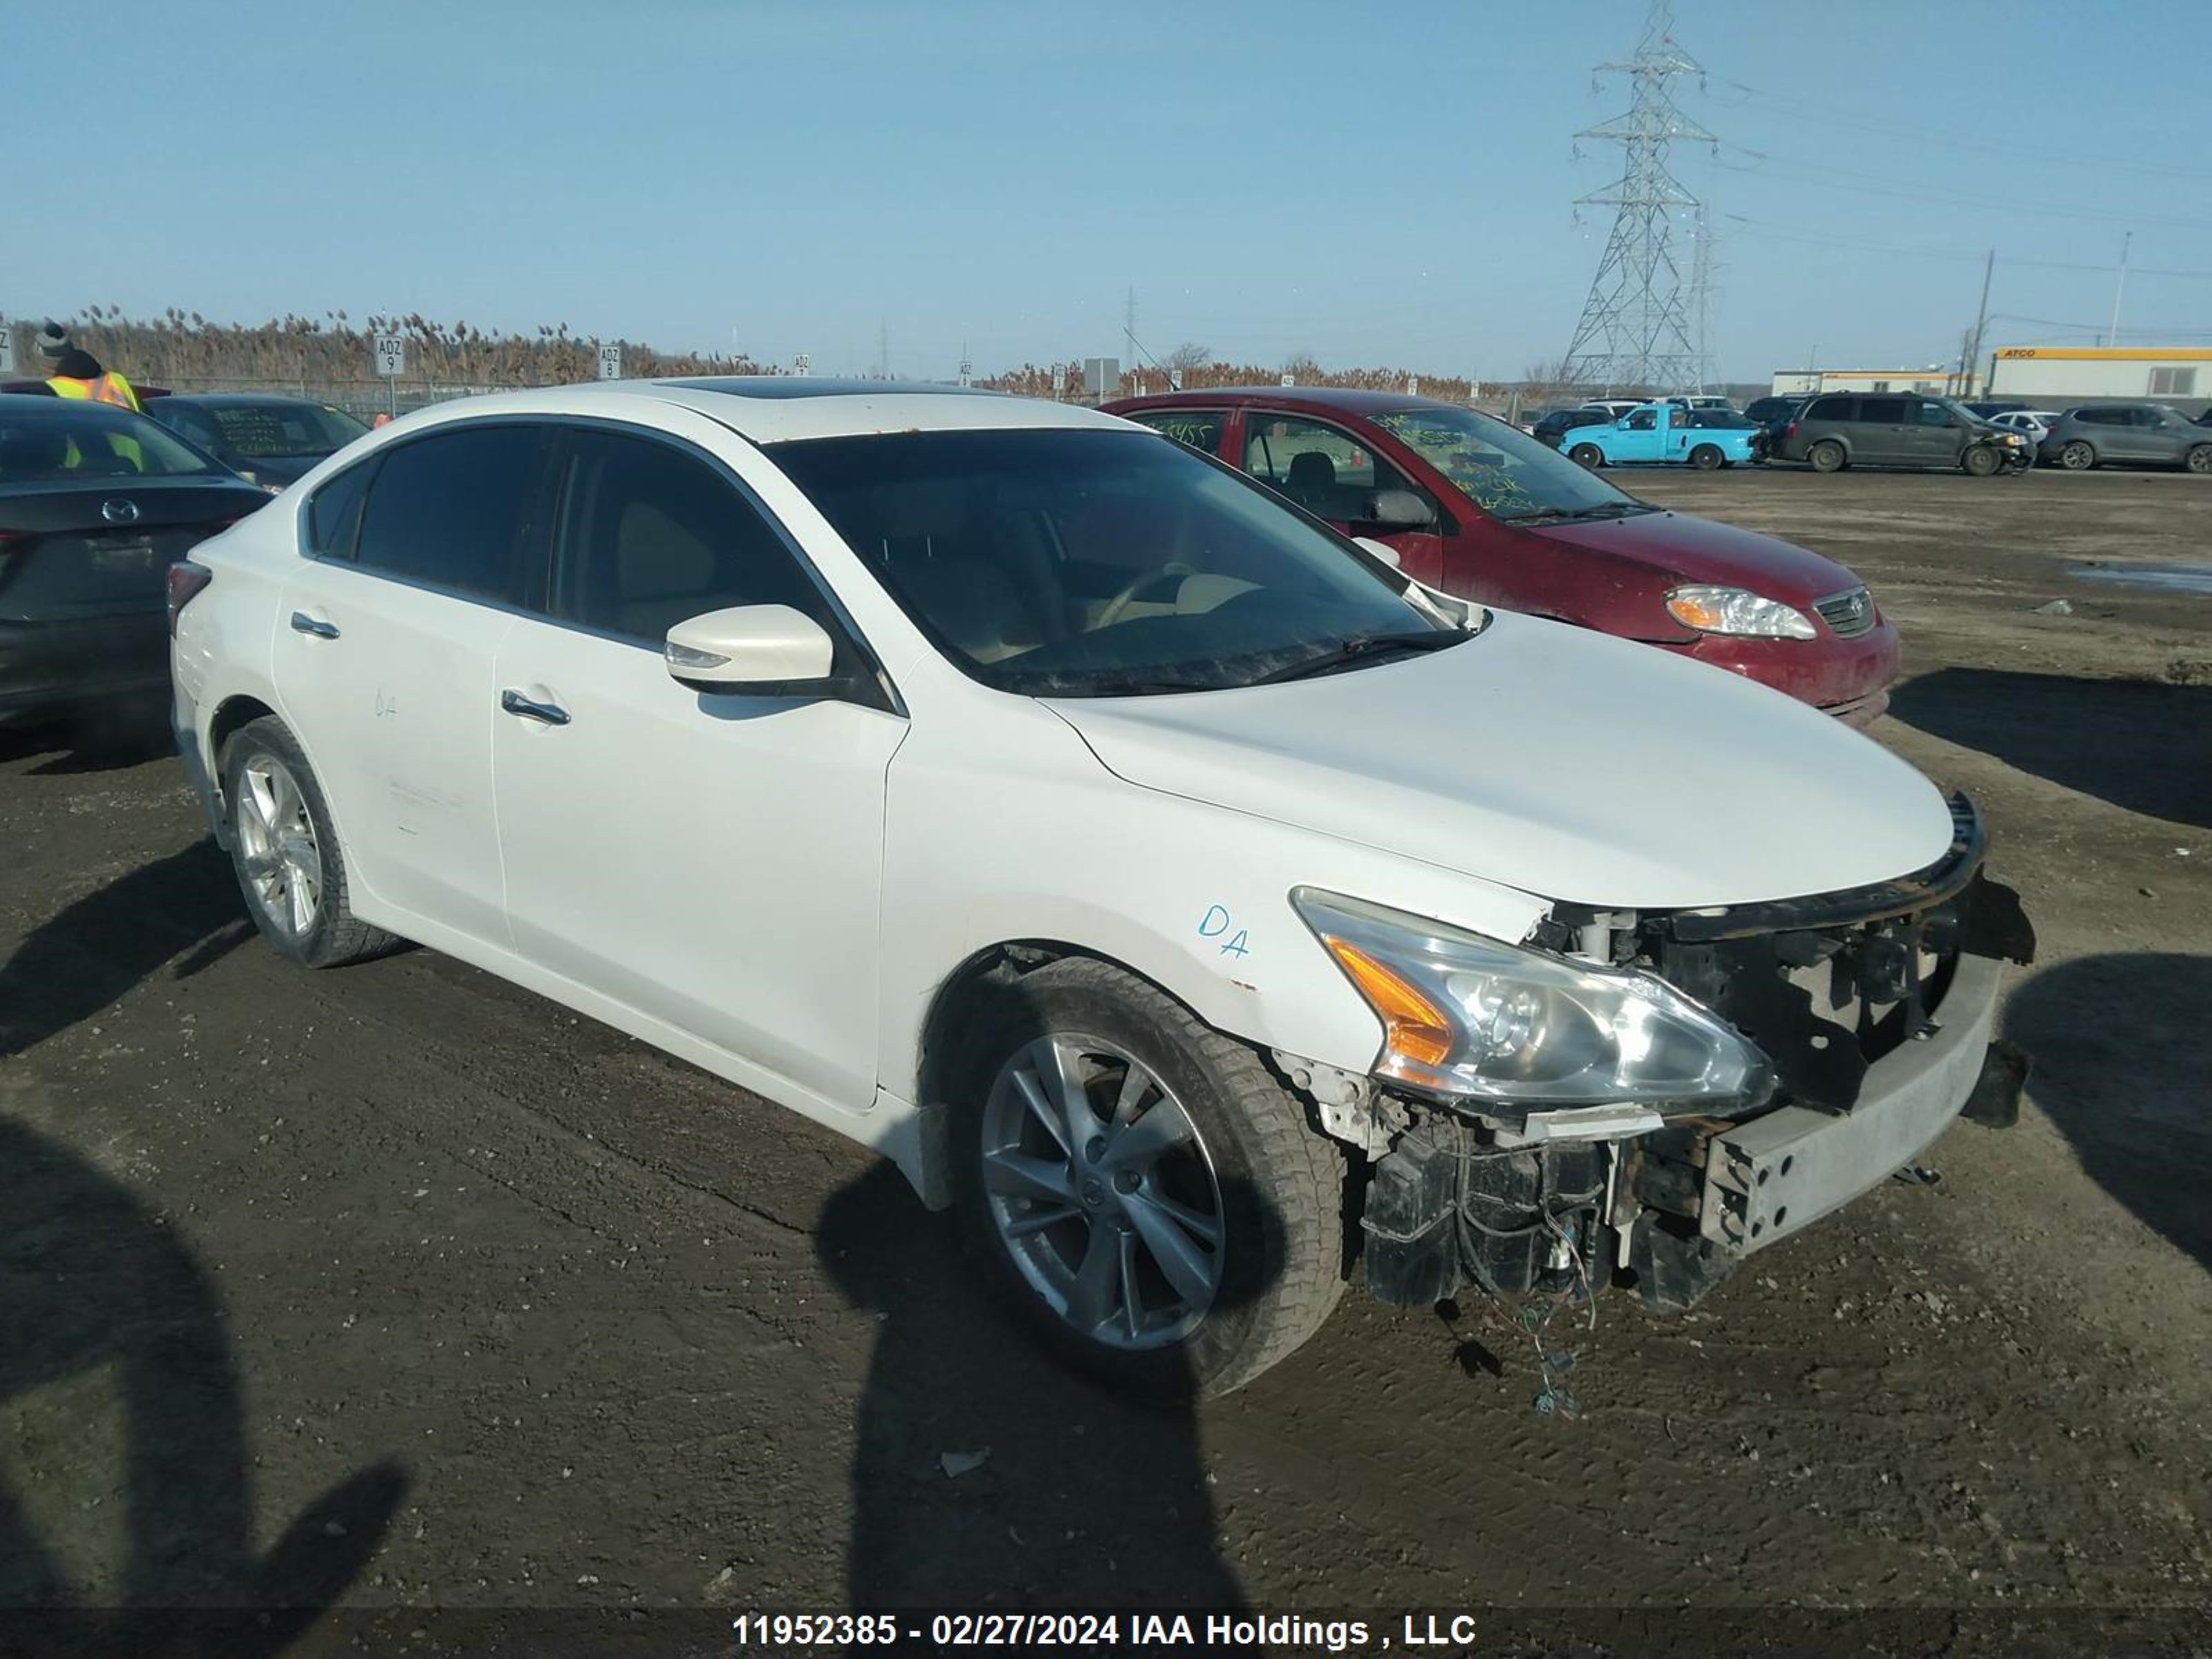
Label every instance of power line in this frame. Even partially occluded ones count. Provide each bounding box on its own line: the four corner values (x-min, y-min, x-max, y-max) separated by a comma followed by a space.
1712, 148, 2212, 234
1707, 75, 2212, 182
1719, 213, 2212, 281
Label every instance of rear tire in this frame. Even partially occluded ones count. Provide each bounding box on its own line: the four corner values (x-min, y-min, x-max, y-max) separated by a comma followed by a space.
1688, 444, 1723, 471
1808, 440, 1846, 473
2186, 444, 2212, 476
948, 958, 1345, 1399
1962, 444, 2002, 477
2059, 440, 2097, 471
219, 716, 400, 968
1568, 442, 1603, 469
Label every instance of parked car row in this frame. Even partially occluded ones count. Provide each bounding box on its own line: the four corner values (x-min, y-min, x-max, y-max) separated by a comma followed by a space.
164, 376, 2033, 1394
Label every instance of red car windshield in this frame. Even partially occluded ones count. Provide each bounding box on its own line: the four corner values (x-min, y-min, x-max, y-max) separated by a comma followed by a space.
1374, 406, 1643, 520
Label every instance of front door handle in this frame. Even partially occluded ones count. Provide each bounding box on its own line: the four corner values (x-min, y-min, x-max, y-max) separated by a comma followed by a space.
289, 611, 339, 639
500, 688, 570, 727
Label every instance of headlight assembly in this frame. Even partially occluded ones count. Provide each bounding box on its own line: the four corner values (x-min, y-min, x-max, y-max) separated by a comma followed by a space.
1665, 585, 1818, 639
1293, 889, 1772, 1115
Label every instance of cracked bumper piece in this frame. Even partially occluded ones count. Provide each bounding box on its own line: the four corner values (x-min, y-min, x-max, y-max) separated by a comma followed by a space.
1700, 950, 2005, 1256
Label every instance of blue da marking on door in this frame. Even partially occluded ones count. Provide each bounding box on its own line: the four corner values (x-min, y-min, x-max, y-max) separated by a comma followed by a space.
1198, 903, 1251, 959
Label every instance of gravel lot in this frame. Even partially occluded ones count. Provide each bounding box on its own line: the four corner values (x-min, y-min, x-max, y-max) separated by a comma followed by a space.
2, 465, 2207, 1656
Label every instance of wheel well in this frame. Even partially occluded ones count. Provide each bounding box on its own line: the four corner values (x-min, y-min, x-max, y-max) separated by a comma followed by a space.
209, 695, 277, 767
915, 940, 1226, 1112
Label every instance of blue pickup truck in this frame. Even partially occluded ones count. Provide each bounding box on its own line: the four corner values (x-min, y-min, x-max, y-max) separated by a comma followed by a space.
1563, 402, 1760, 471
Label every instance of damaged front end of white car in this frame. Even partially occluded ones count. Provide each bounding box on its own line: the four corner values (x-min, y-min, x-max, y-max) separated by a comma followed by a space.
1284, 794, 2037, 1315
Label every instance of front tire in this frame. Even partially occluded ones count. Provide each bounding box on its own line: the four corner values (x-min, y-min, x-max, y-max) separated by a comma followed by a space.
1808, 440, 1846, 473
2186, 444, 2212, 476
2059, 440, 2097, 471
219, 716, 399, 968
1568, 442, 1603, 469
1962, 444, 2002, 477
949, 959, 1345, 1398
1688, 443, 1723, 470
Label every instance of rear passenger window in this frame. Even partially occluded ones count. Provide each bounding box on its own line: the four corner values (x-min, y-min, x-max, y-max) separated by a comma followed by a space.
307, 460, 373, 559
1807, 397, 1856, 422
353, 426, 547, 603
1859, 397, 1910, 423
1123, 410, 1226, 454
550, 429, 821, 644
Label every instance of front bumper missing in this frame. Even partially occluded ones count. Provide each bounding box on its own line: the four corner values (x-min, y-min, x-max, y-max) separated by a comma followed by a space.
1700, 950, 2004, 1255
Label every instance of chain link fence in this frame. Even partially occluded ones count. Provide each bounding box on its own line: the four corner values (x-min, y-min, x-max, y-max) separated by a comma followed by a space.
151, 375, 565, 423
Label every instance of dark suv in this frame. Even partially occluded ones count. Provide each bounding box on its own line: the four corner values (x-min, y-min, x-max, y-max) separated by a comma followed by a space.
2038, 404, 2212, 474
1772, 393, 2027, 476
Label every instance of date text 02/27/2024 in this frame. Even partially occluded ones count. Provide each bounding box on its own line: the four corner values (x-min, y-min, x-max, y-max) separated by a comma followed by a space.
730, 1611, 1485, 1651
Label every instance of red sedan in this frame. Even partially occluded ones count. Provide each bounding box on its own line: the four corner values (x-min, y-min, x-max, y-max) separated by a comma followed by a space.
1105, 387, 1900, 725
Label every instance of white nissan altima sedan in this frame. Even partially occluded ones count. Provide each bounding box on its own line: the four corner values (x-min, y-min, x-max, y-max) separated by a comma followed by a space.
169, 378, 2033, 1394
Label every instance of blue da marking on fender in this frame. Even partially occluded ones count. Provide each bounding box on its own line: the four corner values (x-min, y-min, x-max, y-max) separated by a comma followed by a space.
1198, 903, 1251, 959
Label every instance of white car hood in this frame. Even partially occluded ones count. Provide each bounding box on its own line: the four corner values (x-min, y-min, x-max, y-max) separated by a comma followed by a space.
1045, 612, 1955, 910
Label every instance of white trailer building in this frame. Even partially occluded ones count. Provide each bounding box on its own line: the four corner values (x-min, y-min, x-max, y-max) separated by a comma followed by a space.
1770, 366, 1968, 397
1984, 347, 2211, 406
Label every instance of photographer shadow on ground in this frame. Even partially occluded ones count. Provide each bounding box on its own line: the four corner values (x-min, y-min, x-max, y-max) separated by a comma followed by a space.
0, 1117, 404, 1658
818, 1160, 1264, 1613
2002, 951, 2212, 1271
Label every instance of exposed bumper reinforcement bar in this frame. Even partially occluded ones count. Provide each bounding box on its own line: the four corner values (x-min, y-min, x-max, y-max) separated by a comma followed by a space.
1700, 950, 2006, 1255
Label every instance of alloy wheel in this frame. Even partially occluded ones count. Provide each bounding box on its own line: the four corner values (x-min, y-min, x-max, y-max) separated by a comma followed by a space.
236, 755, 322, 939
2061, 441, 2094, 470
979, 1033, 1224, 1350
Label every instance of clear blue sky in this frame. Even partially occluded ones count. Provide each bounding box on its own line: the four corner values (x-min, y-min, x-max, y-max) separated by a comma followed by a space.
15, 0, 2212, 382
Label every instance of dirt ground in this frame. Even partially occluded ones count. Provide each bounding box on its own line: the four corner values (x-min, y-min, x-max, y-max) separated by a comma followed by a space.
1, 466, 2207, 1656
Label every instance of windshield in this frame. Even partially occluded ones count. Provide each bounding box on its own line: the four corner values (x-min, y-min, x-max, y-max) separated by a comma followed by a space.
0, 400, 229, 485
199, 401, 368, 457
767, 428, 1459, 697
1371, 404, 1641, 520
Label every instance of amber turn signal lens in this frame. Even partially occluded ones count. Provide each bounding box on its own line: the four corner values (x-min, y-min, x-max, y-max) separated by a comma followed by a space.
1324, 938, 1454, 1069
1665, 592, 1725, 631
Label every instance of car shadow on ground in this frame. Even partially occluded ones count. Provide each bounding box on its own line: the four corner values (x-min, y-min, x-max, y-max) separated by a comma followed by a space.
0, 1117, 405, 1656
1888, 668, 2212, 830
2003, 953, 2212, 1272
816, 1159, 1259, 1615
0, 706, 174, 777
0, 841, 254, 1060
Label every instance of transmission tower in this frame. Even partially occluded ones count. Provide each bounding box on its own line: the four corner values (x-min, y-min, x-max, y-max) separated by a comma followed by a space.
1561, 0, 1714, 394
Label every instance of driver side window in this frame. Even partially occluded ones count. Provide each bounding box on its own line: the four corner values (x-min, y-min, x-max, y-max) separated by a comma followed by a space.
550, 429, 823, 645
1239, 414, 1427, 526
1626, 409, 1657, 431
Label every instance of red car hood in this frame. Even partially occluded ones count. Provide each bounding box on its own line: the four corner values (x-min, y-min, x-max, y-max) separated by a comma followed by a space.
1526, 509, 1865, 606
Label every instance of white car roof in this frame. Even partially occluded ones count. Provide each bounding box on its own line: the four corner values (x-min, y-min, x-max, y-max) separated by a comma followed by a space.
390, 377, 1127, 445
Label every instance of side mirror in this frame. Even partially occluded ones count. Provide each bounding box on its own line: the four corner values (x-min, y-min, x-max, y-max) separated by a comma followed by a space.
1365, 488, 1434, 530
1353, 536, 1403, 569
665, 604, 835, 693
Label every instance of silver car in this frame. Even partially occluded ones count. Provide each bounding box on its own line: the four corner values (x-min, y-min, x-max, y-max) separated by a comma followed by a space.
2040, 404, 2212, 474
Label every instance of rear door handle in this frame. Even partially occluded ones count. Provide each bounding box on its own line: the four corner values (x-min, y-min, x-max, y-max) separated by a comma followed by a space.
289, 611, 339, 639
500, 688, 570, 727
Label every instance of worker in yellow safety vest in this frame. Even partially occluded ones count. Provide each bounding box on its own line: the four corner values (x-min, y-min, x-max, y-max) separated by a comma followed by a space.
38, 321, 142, 413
